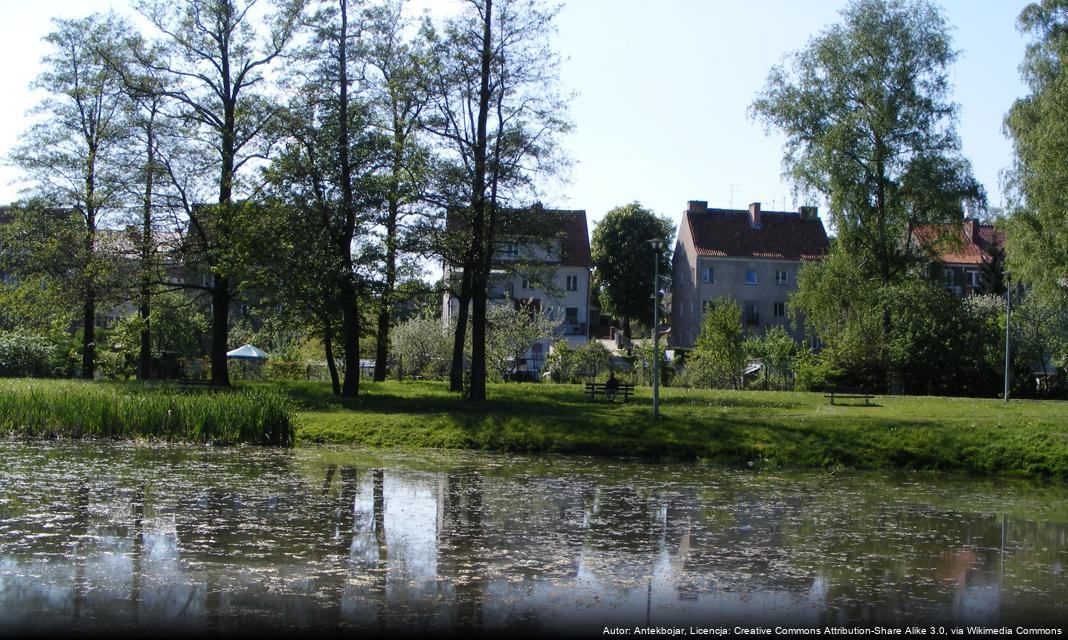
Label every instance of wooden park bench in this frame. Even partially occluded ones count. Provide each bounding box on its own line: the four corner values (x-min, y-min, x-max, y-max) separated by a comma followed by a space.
824, 387, 876, 406
585, 381, 634, 402
177, 378, 213, 388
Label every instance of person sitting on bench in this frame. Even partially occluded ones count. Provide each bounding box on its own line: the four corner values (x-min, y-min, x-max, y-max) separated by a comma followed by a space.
604, 371, 619, 402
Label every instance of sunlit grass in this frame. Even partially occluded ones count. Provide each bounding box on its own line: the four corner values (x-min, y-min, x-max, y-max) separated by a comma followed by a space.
262, 379, 1068, 477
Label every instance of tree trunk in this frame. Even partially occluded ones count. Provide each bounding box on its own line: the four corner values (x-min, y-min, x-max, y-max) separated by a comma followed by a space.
464, 0, 493, 403
138, 115, 156, 381
373, 202, 398, 381
210, 275, 231, 386
469, 278, 487, 401
324, 323, 341, 397
449, 266, 472, 393
340, 281, 360, 398
82, 290, 96, 380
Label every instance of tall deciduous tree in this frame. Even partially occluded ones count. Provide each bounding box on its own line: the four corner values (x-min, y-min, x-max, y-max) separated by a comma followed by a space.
134, 0, 305, 387
260, 0, 379, 397
363, 0, 431, 382
10, 13, 132, 380
590, 202, 673, 338
424, 0, 571, 402
750, 0, 984, 288
1004, 0, 1068, 307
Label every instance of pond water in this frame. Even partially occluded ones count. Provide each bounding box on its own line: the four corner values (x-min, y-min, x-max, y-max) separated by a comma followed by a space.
1, 441, 1067, 636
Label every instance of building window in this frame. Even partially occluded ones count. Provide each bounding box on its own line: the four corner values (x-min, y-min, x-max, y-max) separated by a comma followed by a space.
775, 270, 788, 285
943, 268, 954, 285
745, 268, 758, 285
701, 266, 714, 283
521, 276, 530, 289
565, 274, 578, 291
565, 307, 578, 323
966, 270, 979, 288
774, 302, 786, 317
503, 241, 518, 256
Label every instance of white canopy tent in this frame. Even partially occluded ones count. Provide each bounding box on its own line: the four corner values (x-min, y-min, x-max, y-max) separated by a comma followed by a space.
226, 344, 269, 361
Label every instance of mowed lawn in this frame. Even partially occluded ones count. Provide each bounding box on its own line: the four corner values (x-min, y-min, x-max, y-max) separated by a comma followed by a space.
262, 380, 1068, 478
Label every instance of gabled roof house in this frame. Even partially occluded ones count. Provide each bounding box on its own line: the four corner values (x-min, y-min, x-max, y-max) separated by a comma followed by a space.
671, 200, 830, 348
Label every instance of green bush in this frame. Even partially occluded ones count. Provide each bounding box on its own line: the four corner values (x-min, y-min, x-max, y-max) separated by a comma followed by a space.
0, 331, 73, 377
793, 349, 842, 391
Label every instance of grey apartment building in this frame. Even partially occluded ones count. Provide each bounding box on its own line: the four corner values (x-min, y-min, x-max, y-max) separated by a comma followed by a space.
670, 200, 830, 348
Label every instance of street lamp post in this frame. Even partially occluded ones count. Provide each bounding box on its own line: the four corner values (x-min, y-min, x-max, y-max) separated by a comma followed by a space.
648, 238, 666, 419
1004, 273, 1011, 402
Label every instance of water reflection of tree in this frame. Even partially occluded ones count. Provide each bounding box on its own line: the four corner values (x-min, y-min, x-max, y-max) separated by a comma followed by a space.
439, 470, 485, 631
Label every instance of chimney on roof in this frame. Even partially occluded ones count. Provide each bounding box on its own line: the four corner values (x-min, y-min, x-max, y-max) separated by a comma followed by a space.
799, 205, 818, 220
964, 218, 980, 242
687, 200, 707, 213
748, 202, 761, 227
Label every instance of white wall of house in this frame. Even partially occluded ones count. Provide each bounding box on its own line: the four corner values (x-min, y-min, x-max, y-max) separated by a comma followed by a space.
441, 246, 592, 373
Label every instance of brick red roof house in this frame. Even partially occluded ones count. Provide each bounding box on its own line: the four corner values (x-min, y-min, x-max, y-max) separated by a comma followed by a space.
683, 202, 830, 260
908, 218, 1005, 296
908, 219, 1004, 266
671, 200, 829, 348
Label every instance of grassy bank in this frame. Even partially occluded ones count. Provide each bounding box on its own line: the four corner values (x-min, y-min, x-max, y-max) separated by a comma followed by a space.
271, 379, 1068, 478
2, 378, 1066, 478
0, 379, 294, 445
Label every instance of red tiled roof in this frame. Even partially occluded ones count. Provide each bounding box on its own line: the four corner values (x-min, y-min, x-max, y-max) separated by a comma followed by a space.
685, 208, 829, 260
910, 221, 1004, 266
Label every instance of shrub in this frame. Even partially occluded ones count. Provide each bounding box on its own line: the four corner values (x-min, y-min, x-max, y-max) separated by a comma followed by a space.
0, 331, 72, 377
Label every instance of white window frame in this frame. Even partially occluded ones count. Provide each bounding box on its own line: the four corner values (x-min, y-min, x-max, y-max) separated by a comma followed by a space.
565, 274, 578, 292
775, 270, 788, 286
701, 266, 714, 283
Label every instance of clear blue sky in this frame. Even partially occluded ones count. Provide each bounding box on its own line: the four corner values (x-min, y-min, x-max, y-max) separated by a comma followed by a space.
0, 0, 1031, 236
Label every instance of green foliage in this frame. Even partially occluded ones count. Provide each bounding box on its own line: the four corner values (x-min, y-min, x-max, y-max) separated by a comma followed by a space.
590, 202, 674, 335
1004, 0, 1068, 307
1012, 293, 1068, 397
486, 301, 560, 381
0, 331, 74, 378
686, 298, 747, 389
744, 325, 799, 390
0, 275, 78, 334
0, 380, 294, 446
884, 279, 1000, 396
790, 248, 887, 386
392, 316, 453, 380
792, 348, 843, 392
572, 339, 614, 382
627, 340, 671, 387
542, 340, 575, 383
751, 0, 983, 287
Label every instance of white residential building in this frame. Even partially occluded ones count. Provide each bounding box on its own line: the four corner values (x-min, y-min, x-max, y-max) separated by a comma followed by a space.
442, 209, 592, 373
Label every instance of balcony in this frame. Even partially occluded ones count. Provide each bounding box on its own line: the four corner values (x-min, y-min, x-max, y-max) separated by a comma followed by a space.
555, 322, 587, 336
